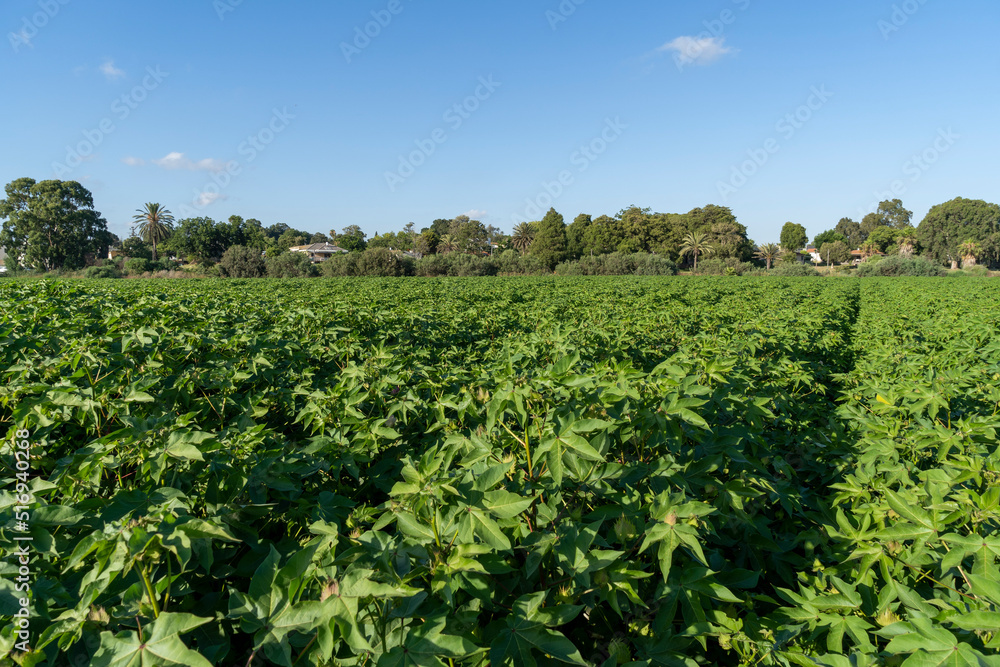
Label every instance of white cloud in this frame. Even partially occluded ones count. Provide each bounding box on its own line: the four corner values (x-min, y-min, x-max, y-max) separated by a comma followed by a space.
152, 152, 226, 172
657, 36, 735, 66
100, 59, 126, 80
194, 191, 228, 207
463, 209, 488, 219
122, 157, 145, 167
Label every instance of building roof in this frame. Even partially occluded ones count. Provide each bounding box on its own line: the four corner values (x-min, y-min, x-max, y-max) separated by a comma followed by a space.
290, 243, 349, 254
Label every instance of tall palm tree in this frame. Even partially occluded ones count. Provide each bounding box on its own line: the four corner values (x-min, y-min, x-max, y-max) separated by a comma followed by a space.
133, 203, 174, 261
897, 230, 916, 258
510, 222, 534, 253
679, 231, 713, 271
754, 243, 780, 270
438, 234, 457, 254
959, 240, 981, 267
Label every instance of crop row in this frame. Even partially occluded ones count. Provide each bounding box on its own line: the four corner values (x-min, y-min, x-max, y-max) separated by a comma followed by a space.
0, 277, 996, 665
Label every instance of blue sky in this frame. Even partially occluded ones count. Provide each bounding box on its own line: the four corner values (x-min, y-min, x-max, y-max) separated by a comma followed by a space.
2, 0, 998, 242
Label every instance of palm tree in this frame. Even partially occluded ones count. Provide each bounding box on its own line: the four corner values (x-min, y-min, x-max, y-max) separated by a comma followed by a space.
860, 241, 879, 260
133, 203, 174, 261
754, 243, 780, 270
510, 222, 534, 253
959, 240, 981, 267
438, 234, 458, 254
897, 230, 916, 258
679, 232, 713, 271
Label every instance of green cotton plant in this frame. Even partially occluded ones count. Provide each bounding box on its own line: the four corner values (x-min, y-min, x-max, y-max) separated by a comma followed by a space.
0, 277, 998, 664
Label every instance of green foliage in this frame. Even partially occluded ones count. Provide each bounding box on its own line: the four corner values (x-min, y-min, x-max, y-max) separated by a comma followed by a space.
83, 265, 122, 279
865, 226, 902, 253
780, 222, 808, 251
690, 257, 755, 276
917, 198, 1000, 268
133, 203, 175, 261
121, 236, 154, 260
123, 257, 153, 275
355, 247, 409, 277
856, 255, 946, 277
219, 245, 267, 278
167, 217, 229, 263
3, 277, 1000, 666
771, 262, 821, 276
266, 251, 319, 278
862, 199, 914, 236
530, 208, 568, 269
963, 265, 989, 277
566, 214, 592, 259
336, 224, 368, 253
819, 240, 851, 265
813, 230, 848, 248
0, 178, 114, 270
554, 253, 678, 276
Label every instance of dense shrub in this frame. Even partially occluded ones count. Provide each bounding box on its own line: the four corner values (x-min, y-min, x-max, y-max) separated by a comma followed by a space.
120, 237, 153, 261
266, 251, 318, 278
494, 250, 550, 276
633, 254, 680, 275
84, 265, 122, 279
556, 253, 677, 276
219, 245, 267, 278
771, 263, 822, 277
856, 255, 946, 277
153, 258, 182, 272
413, 254, 450, 277
321, 253, 359, 277
413, 253, 497, 277
123, 258, 153, 276
355, 247, 409, 277
691, 257, 755, 276
447, 253, 497, 277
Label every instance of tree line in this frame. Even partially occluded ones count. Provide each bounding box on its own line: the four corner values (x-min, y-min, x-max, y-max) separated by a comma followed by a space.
2, 176, 998, 273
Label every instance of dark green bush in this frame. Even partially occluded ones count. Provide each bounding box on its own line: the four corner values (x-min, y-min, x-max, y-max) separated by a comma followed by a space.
355, 247, 408, 277
555, 253, 678, 276
219, 245, 267, 278
266, 251, 318, 278
414, 254, 450, 277
153, 258, 182, 272
321, 253, 360, 277
856, 255, 946, 277
632, 254, 679, 276
123, 258, 153, 276
84, 265, 122, 279
771, 263, 822, 277
692, 258, 756, 276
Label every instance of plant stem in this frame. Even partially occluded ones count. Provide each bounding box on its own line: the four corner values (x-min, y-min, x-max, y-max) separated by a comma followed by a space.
140, 564, 160, 619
